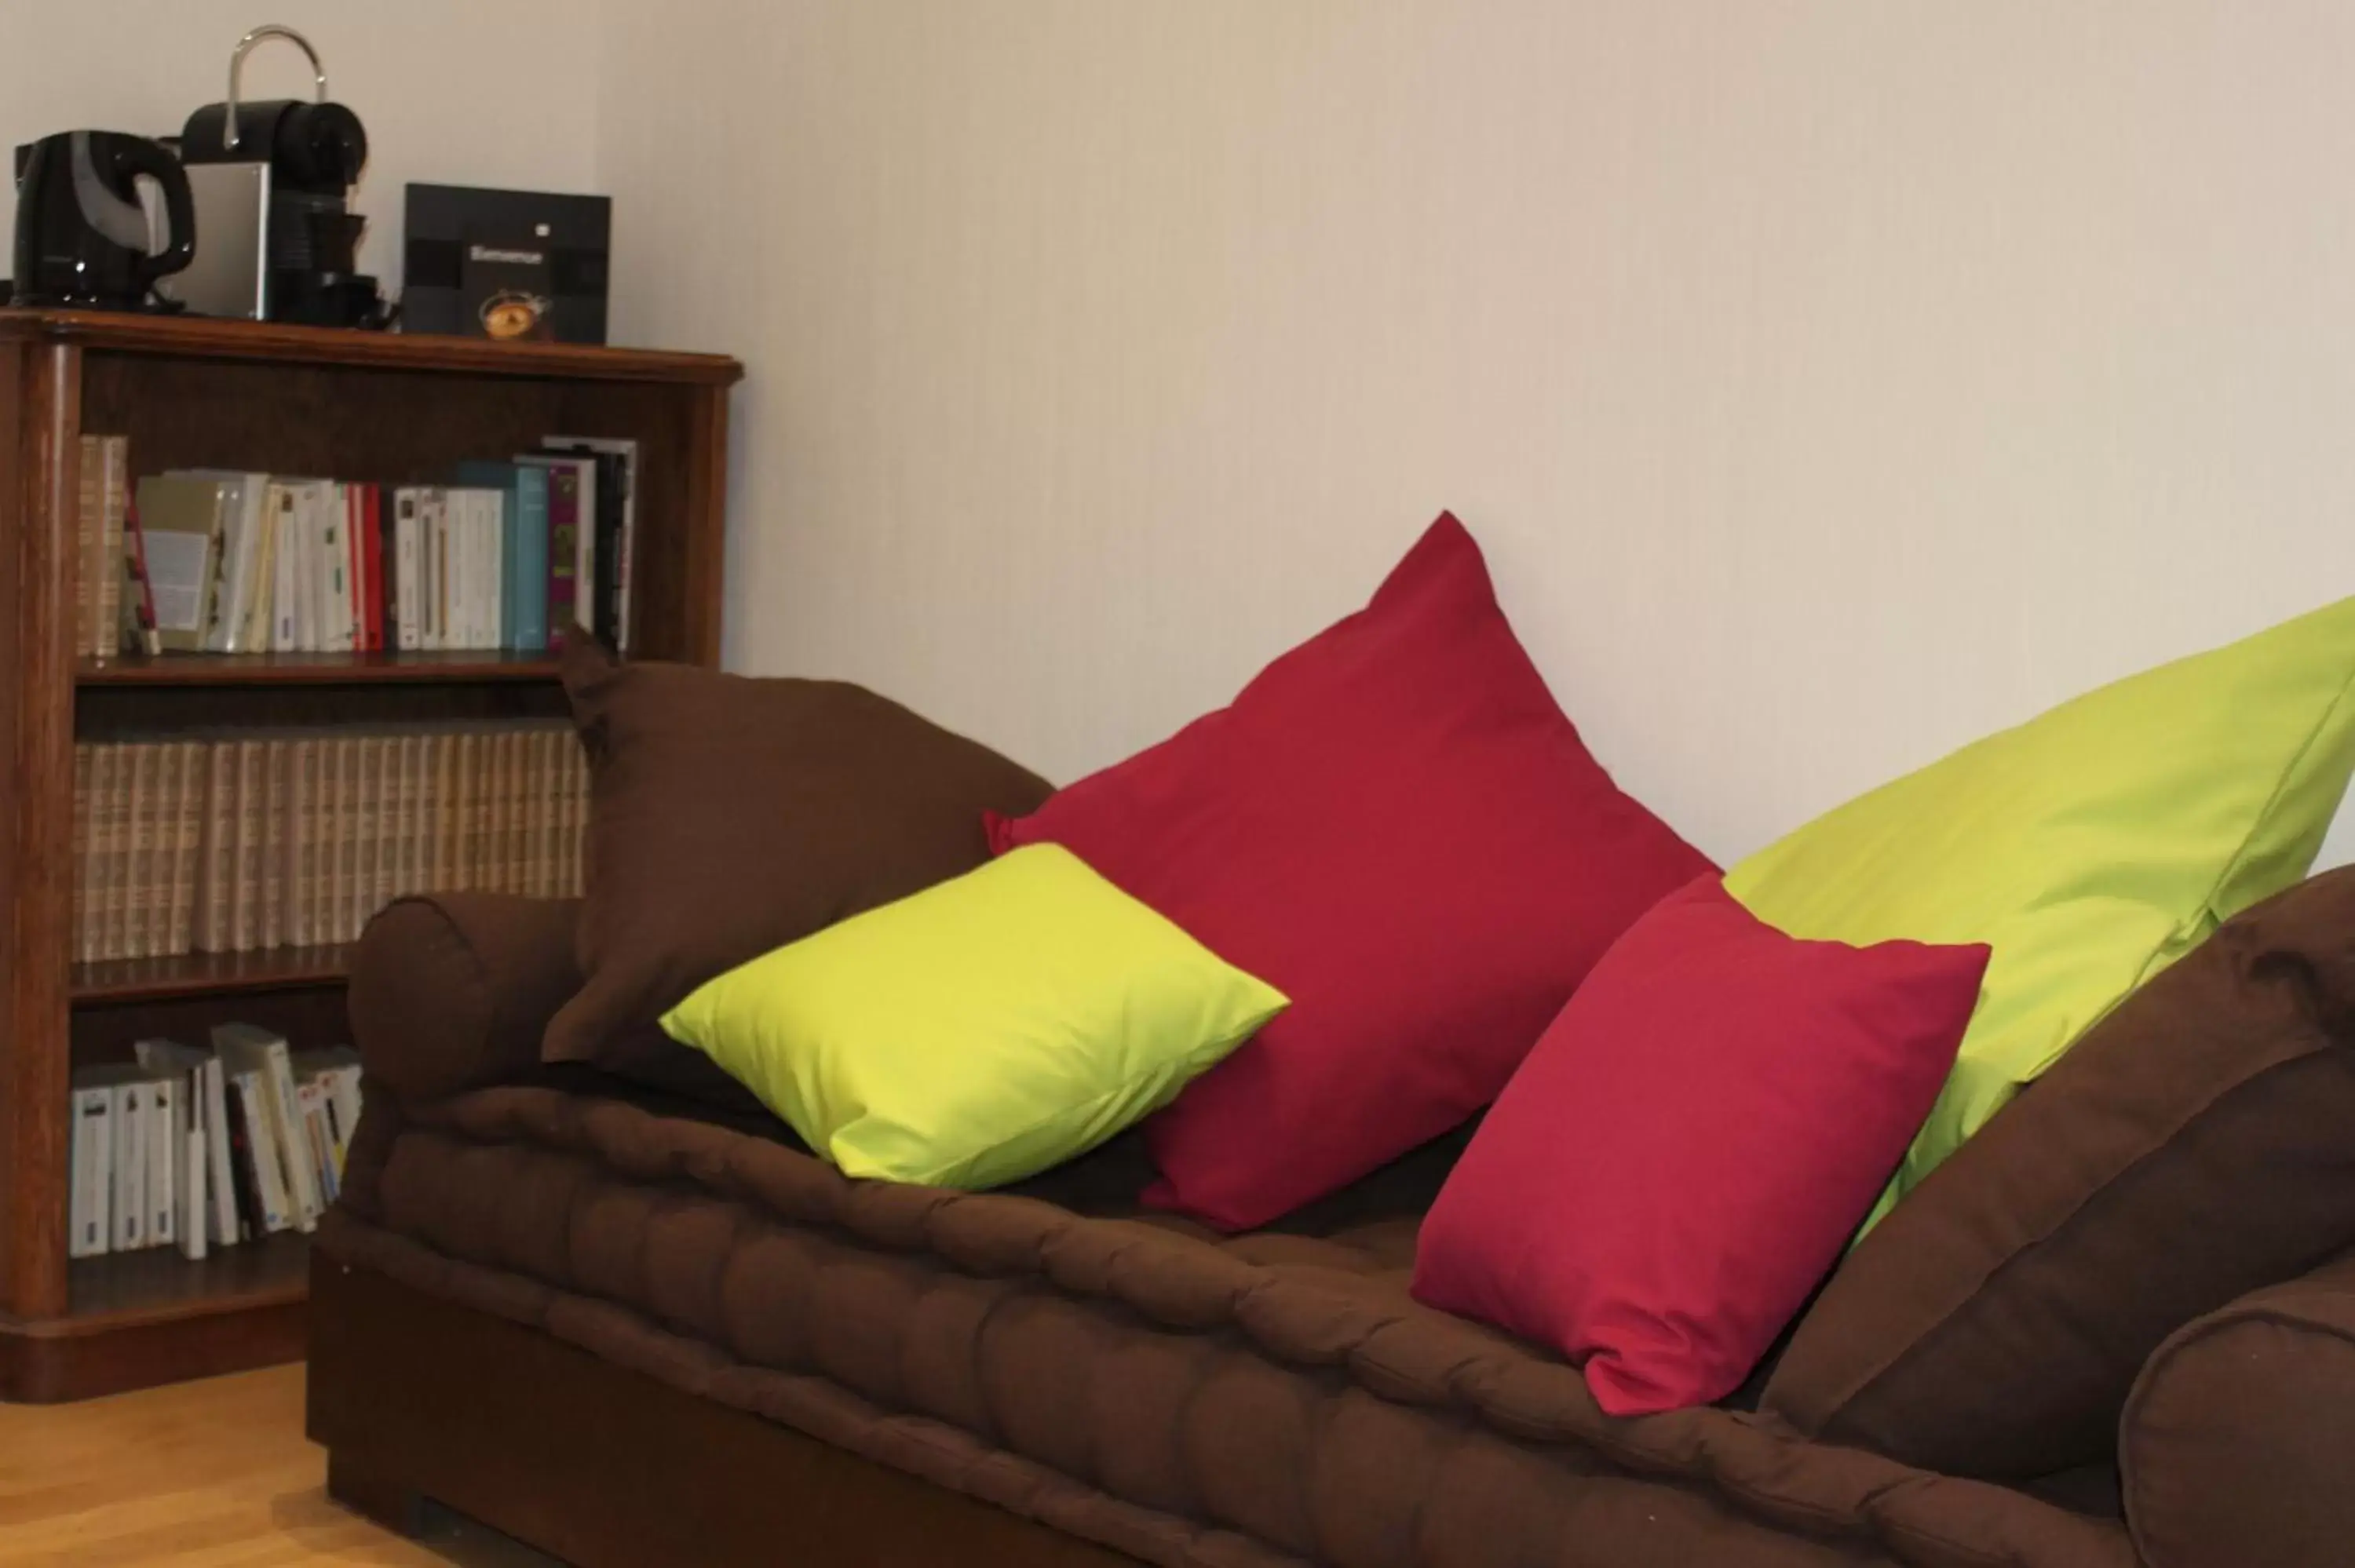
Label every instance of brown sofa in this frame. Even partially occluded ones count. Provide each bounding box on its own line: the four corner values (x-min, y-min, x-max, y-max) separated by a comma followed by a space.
310, 892, 2355, 1568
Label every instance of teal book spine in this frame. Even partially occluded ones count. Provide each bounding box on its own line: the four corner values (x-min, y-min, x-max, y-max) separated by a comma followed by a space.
510, 465, 549, 653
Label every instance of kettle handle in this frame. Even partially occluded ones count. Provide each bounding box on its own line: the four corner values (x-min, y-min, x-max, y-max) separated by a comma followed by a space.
224, 24, 328, 151
114, 140, 198, 283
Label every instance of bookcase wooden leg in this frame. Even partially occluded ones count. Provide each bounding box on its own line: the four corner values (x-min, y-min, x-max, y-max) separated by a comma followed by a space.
326, 1450, 428, 1537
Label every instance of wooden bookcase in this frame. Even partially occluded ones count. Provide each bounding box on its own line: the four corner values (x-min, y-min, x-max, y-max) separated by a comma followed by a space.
0, 310, 741, 1401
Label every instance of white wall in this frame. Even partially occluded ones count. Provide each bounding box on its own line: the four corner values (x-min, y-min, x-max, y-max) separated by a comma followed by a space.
597, 0, 2355, 866
0, 0, 601, 293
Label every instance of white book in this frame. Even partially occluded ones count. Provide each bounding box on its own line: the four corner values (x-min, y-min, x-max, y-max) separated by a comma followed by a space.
181, 1095, 209, 1262
296, 1081, 337, 1205
145, 1076, 176, 1251
483, 489, 506, 650
227, 1067, 290, 1234
68, 1080, 113, 1259
214, 1023, 321, 1231
133, 1038, 238, 1249
172, 471, 267, 653
316, 482, 349, 653
422, 490, 447, 651
268, 482, 300, 652
113, 1079, 145, 1250
297, 1047, 365, 1176
393, 488, 422, 652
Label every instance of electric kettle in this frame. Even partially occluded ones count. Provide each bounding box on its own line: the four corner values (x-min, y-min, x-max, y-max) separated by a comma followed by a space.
12, 130, 196, 310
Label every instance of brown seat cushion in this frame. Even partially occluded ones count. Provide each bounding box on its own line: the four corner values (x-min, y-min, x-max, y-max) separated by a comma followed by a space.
324, 1083, 2135, 1568
543, 636, 1053, 1073
2120, 1251, 2355, 1568
1762, 866, 2355, 1477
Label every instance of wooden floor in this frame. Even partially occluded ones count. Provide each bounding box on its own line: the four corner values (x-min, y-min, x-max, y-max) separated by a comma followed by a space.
0, 1366, 559, 1567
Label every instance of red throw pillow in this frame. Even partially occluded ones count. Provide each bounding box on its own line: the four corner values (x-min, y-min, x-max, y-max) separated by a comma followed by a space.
990, 514, 1714, 1229
1411, 877, 1988, 1417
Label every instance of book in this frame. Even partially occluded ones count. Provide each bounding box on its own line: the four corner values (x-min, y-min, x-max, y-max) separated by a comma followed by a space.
214, 1023, 322, 1231
135, 1039, 239, 1252
356, 485, 384, 652
544, 437, 635, 651
121, 496, 163, 657
144, 1074, 177, 1252
268, 482, 300, 652
97, 436, 128, 658
520, 455, 590, 640
133, 475, 232, 654
391, 494, 424, 655
68, 1074, 114, 1258
77, 436, 103, 660
223, 1067, 289, 1234
170, 470, 271, 653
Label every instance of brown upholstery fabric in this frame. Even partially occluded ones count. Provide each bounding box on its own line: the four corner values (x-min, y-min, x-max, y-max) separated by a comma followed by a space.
1765, 868, 2355, 1478
323, 1085, 2134, 1568
544, 638, 1053, 1071
2121, 1252, 2355, 1568
352, 894, 585, 1103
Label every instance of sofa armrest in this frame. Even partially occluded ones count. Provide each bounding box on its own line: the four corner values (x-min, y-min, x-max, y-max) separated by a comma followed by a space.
2122, 1252, 2355, 1568
349, 894, 582, 1104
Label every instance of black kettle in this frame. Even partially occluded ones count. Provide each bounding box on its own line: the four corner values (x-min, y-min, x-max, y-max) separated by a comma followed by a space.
12, 130, 196, 310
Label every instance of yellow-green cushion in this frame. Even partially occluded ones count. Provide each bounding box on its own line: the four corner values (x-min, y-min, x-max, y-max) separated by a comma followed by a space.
660, 843, 1287, 1189
1726, 596, 2355, 1231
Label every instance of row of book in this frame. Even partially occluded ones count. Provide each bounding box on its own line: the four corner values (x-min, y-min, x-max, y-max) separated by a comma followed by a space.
75, 432, 638, 660
72, 721, 587, 965
68, 1024, 360, 1259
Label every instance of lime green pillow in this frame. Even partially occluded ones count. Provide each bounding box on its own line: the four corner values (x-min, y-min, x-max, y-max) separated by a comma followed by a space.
1726, 596, 2355, 1231
660, 844, 1286, 1189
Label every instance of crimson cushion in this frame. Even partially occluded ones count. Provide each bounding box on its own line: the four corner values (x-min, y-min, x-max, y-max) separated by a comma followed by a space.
1411, 877, 1988, 1416
990, 513, 1714, 1229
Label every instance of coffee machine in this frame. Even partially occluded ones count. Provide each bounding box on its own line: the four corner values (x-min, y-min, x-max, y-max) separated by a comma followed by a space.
11, 130, 195, 309
173, 25, 389, 327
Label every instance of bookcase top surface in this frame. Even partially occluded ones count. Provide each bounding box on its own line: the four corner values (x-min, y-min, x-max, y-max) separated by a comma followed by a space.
0, 308, 743, 386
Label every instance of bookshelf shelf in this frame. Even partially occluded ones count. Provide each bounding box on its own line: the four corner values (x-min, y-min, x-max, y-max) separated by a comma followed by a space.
0, 308, 739, 1402
78, 650, 565, 688
72, 944, 355, 1006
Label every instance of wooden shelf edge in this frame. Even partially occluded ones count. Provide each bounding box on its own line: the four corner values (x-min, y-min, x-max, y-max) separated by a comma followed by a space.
77, 650, 565, 687
0, 308, 743, 385
74, 944, 352, 1005
0, 1293, 306, 1402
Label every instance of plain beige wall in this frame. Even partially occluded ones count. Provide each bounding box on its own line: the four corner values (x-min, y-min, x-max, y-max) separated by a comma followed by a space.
0, 1, 601, 289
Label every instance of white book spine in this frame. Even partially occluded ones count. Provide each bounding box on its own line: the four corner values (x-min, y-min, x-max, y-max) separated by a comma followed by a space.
147, 1078, 176, 1249
112, 1083, 145, 1251
181, 1088, 209, 1262
232, 1070, 291, 1234
422, 493, 445, 651
204, 1056, 237, 1247
69, 1085, 113, 1258
268, 1046, 323, 1229
394, 489, 422, 652
271, 488, 299, 652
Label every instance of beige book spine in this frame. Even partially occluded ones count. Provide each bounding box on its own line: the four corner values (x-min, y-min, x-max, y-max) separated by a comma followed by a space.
229, 741, 258, 950
261, 739, 291, 949
492, 729, 518, 894
434, 731, 462, 892
99, 745, 126, 959
385, 733, 414, 901
557, 734, 576, 897
408, 732, 433, 897
139, 744, 177, 960
348, 734, 370, 939
195, 741, 235, 952
113, 744, 150, 962
371, 733, 397, 923
283, 738, 309, 950
175, 740, 205, 954
458, 730, 484, 891
524, 728, 550, 899
316, 738, 342, 945
97, 437, 126, 660
76, 438, 102, 660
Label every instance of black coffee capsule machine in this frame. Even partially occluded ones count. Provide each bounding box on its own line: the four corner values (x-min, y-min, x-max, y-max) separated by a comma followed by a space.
178, 24, 390, 328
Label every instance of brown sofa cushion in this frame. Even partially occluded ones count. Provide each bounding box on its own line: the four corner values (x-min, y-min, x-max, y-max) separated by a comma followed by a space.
324, 1084, 2138, 1568
1763, 866, 2355, 1477
543, 636, 1053, 1073
354, 894, 585, 1103
2120, 1250, 2355, 1568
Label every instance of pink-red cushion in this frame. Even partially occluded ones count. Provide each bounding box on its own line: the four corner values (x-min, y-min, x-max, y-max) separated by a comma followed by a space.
1411, 876, 1989, 1416
989, 514, 1714, 1230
